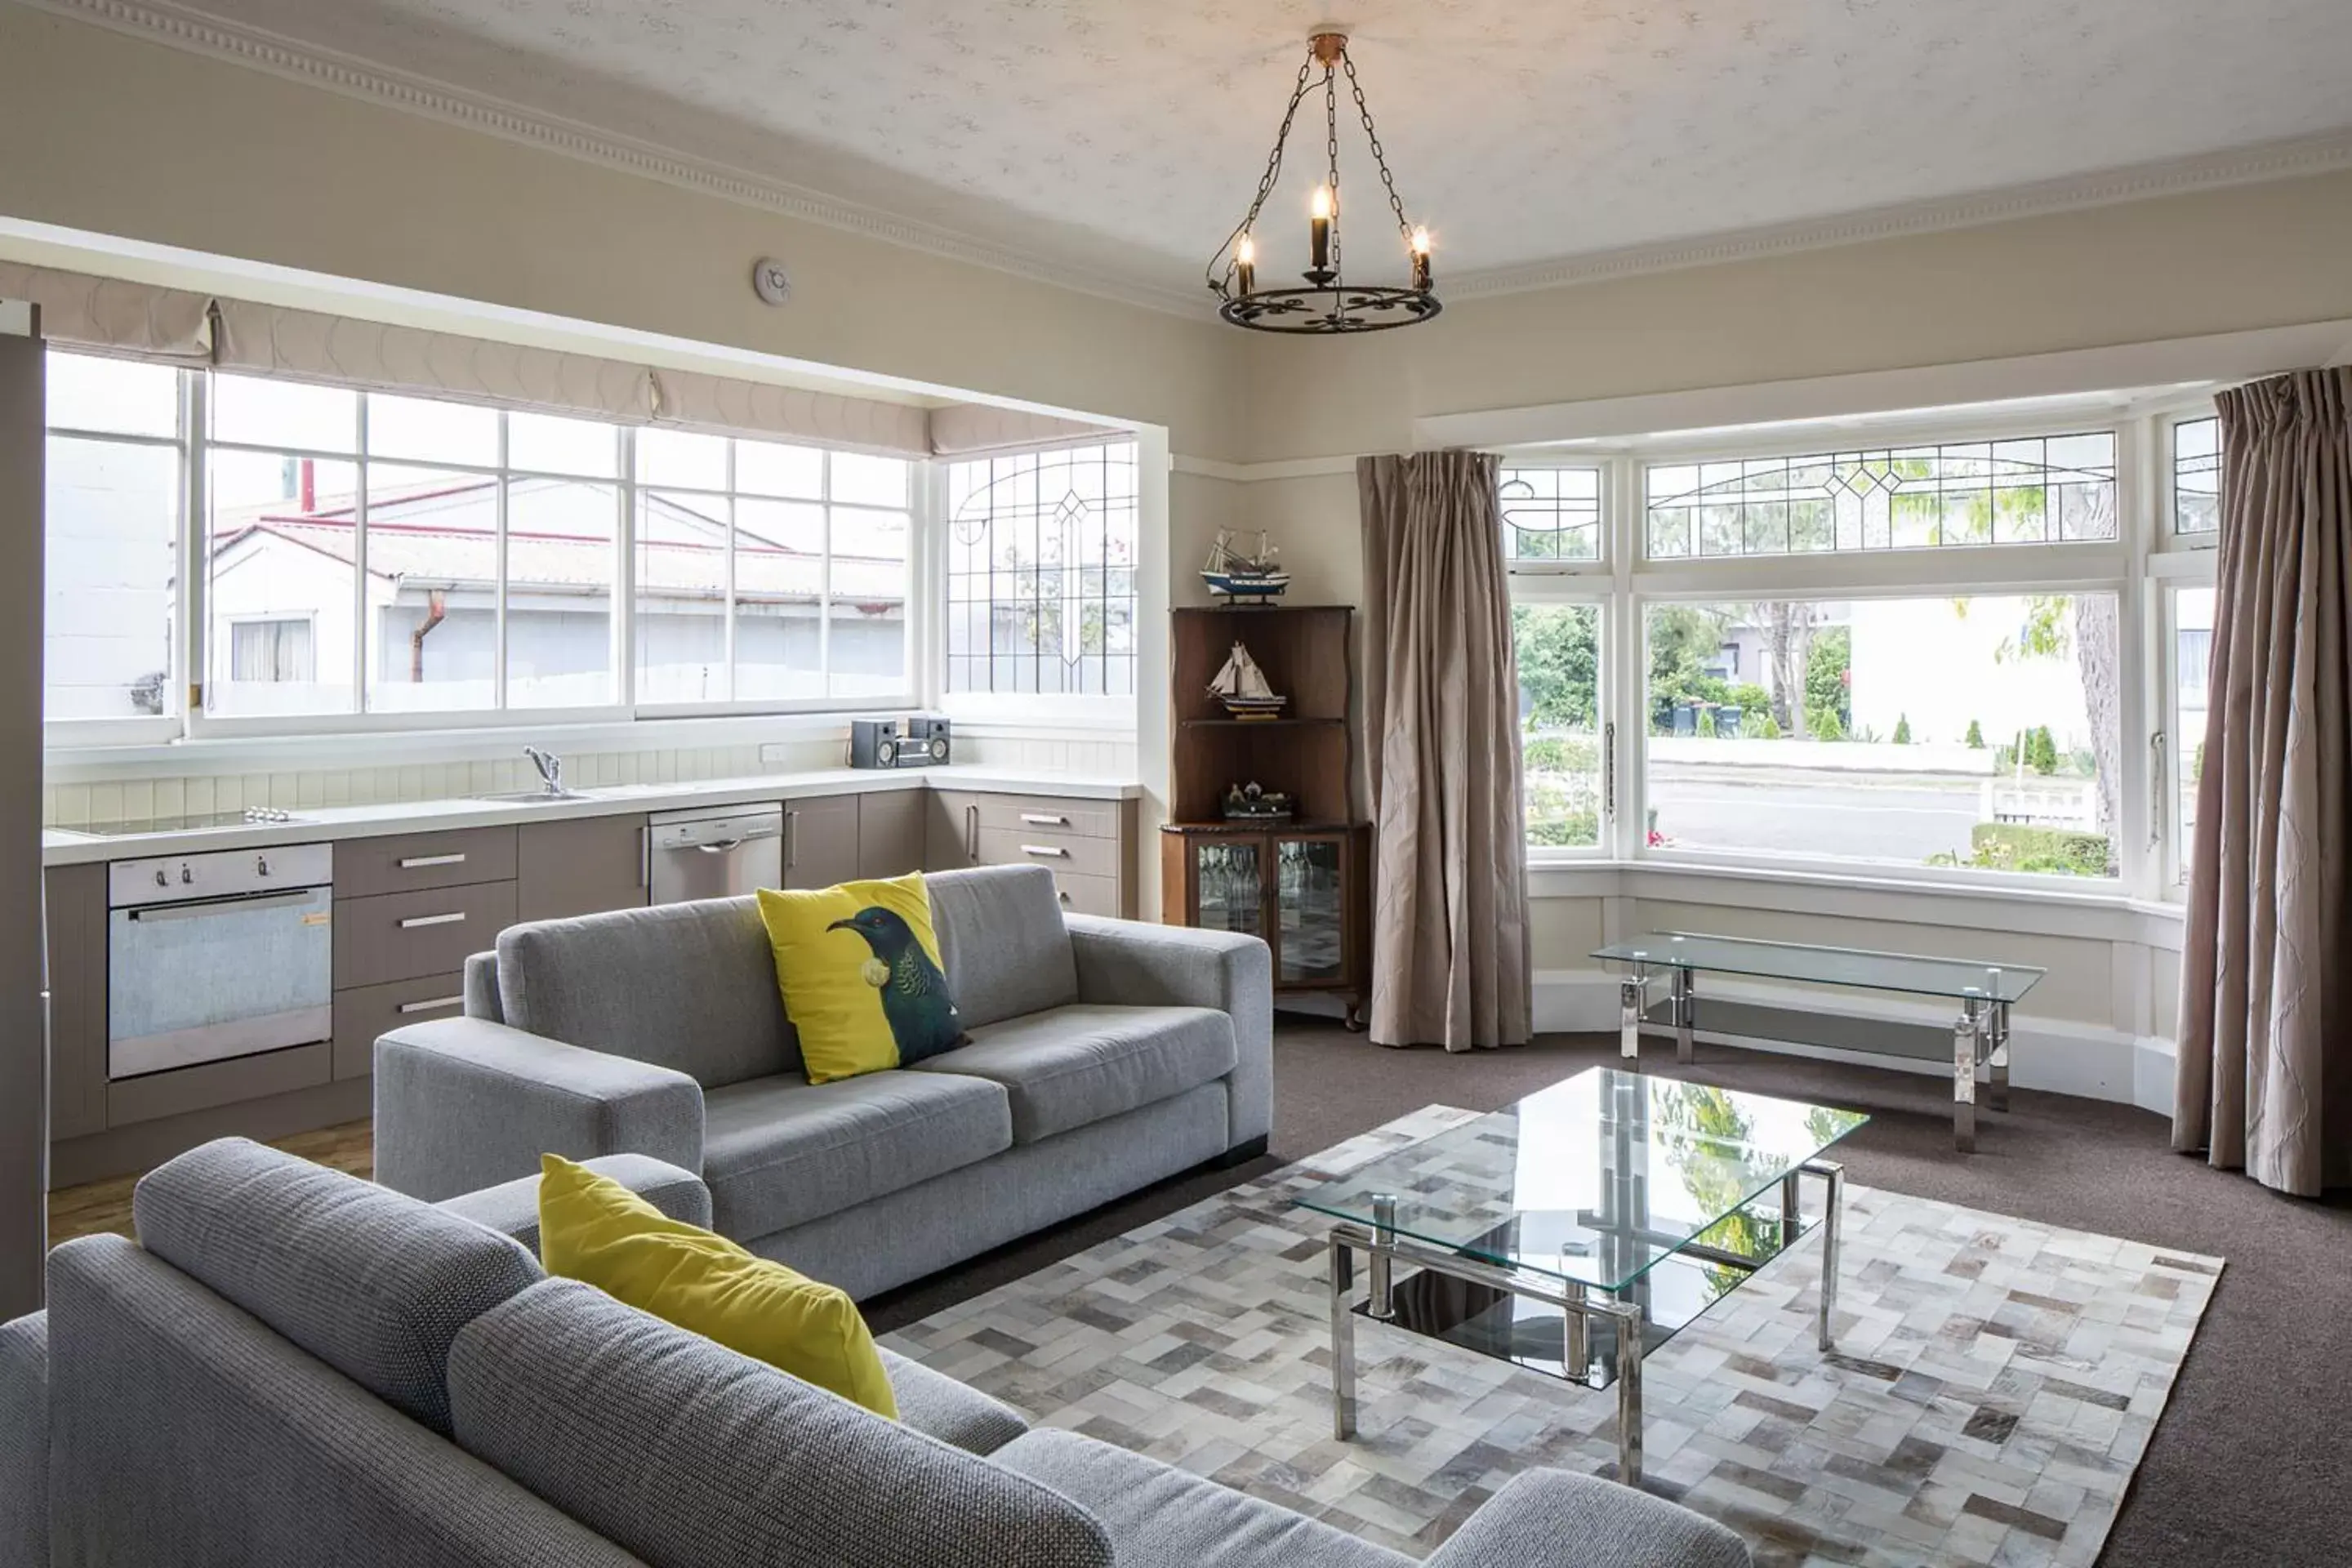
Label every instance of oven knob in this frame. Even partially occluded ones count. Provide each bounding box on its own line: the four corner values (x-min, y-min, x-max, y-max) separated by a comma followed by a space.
154, 870, 167, 887
180, 866, 194, 884
256, 855, 270, 877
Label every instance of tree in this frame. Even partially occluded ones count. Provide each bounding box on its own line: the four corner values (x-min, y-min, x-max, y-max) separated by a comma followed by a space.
1646, 603, 1731, 729
1756, 601, 1819, 737
2030, 726, 2060, 775
1806, 626, 1851, 729
1998, 581, 2123, 841
1965, 719, 1984, 748
1893, 714, 1913, 745
1511, 605, 1597, 731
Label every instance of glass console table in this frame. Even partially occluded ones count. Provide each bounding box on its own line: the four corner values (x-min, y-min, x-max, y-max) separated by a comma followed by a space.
1592, 931, 2043, 1152
1298, 1068, 1867, 1485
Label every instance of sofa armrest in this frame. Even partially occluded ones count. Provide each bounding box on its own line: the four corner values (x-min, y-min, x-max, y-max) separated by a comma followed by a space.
1064, 915, 1272, 1151
373, 1017, 704, 1203
1427, 1470, 1751, 1568
0, 1312, 47, 1568
436, 1154, 711, 1253
878, 1347, 1029, 1456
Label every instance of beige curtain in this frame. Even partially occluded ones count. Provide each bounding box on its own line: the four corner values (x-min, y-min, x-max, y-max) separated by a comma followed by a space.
2175, 368, 2352, 1196
1358, 452, 1532, 1051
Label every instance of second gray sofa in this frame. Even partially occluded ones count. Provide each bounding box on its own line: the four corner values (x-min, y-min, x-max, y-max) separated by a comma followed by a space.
372, 864, 1272, 1298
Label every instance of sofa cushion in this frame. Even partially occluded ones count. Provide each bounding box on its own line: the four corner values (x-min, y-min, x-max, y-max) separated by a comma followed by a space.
497, 896, 795, 1089
701, 1070, 1013, 1240
926, 865, 1080, 1031
448, 1278, 1116, 1568
131, 1137, 541, 1437
914, 1004, 1236, 1143
991, 1428, 1410, 1568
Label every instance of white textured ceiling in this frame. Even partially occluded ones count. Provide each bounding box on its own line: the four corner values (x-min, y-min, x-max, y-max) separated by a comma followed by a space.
127, 0, 2352, 294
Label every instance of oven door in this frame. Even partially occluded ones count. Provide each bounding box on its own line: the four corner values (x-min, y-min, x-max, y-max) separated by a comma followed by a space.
107, 885, 335, 1079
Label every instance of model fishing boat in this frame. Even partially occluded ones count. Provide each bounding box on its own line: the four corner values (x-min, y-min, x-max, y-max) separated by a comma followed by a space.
1208, 640, 1287, 719
1200, 529, 1291, 599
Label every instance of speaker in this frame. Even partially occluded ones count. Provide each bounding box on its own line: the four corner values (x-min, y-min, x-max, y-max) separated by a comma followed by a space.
904, 715, 952, 767
851, 717, 950, 768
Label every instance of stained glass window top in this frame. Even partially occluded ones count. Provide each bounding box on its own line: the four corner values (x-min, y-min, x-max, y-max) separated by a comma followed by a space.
1644, 431, 2117, 559
2173, 416, 2219, 536
945, 442, 1138, 697
1500, 466, 1601, 564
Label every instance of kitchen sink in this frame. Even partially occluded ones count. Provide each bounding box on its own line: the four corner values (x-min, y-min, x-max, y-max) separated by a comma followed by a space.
466, 789, 596, 804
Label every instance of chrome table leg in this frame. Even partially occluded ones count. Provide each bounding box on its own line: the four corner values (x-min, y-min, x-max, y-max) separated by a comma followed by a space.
1564, 1279, 1588, 1382
1989, 999, 2011, 1112
1619, 962, 1647, 1065
1672, 965, 1695, 1064
1328, 1230, 1357, 1439
1611, 1300, 1646, 1485
1804, 1159, 1845, 1352
1780, 1169, 1803, 1244
1367, 1195, 1397, 1321
1953, 996, 1983, 1152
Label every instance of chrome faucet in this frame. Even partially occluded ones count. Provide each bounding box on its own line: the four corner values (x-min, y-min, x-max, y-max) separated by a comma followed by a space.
522, 746, 565, 796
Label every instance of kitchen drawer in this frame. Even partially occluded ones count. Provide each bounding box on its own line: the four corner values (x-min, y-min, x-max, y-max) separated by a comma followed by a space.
335, 826, 518, 898
332, 972, 468, 1080
334, 880, 516, 990
1050, 872, 1122, 919
108, 1042, 332, 1128
978, 825, 1120, 880
938, 791, 1124, 844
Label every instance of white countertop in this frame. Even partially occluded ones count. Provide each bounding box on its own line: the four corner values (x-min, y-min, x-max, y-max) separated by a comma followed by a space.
42, 765, 1143, 866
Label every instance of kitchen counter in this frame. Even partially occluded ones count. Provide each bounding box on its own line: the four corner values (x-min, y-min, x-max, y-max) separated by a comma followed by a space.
42, 765, 1143, 866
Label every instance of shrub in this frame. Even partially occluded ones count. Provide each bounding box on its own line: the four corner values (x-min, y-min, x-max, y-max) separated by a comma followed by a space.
1751, 712, 1783, 739
1696, 707, 1717, 738
1806, 706, 1846, 741
1526, 811, 1601, 848
1893, 714, 1913, 746
1967, 822, 2113, 877
1730, 683, 1773, 717
2029, 726, 2060, 776
1965, 719, 1984, 748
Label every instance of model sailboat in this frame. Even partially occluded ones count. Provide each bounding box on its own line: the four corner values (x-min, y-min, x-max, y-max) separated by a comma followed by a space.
1208, 641, 1287, 719
1200, 530, 1291, 599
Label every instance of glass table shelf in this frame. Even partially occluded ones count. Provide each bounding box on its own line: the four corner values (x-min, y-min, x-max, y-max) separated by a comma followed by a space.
1590, 930, 2042, 1003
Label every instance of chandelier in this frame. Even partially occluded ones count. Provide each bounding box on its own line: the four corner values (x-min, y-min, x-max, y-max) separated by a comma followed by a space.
1205, 31, 1440, 335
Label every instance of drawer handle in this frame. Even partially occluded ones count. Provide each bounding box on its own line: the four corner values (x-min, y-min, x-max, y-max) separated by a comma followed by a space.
396, 995, 464, 1015
399, 911, 468, 929
1020, 813, 1069, 826
1020, 844, 1070, 859
1058, 891, 1071, 905
399, 853, 468, 869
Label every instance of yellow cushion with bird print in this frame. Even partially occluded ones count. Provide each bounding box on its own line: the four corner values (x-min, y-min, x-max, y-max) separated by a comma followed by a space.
755, 872, 967, 1085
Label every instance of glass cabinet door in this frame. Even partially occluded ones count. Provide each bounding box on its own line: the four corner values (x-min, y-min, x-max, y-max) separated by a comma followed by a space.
1274, 836, 1345, 985
1192, 839, 1265, 939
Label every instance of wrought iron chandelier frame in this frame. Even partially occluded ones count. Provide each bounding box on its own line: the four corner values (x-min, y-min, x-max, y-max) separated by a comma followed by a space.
1205, 33, 1439, 335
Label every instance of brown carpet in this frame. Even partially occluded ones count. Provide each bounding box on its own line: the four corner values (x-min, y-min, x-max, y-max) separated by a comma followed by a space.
866, 1018, 2352, 1568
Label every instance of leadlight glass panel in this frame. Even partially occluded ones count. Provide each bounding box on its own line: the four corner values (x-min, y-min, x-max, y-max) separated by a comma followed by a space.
1645, 432, 2117, 559
1499, 466, 1601, 563
2173, 416, 2220, 536
946, 442, 1138, 697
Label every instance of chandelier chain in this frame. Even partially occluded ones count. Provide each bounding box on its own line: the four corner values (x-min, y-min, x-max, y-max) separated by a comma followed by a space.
1205, 58, 1315, 292
1324, 67, 1342, 276
1343, 56, 1414, 243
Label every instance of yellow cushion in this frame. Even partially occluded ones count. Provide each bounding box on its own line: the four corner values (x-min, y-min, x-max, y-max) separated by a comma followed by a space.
755, 873, 965, 1085
536, 1153, 898, 1419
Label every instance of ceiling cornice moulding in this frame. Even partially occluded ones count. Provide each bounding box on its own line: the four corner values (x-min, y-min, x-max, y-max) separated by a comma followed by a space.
17, 0, 1207, 318
24, 0, 2352, 319
1443, 129, 2352, 301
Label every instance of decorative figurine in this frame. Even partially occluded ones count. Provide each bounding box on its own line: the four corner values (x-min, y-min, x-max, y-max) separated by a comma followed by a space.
1207, 641, 1288, 719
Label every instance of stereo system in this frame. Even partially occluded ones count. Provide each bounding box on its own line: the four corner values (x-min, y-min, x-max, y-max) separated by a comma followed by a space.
851, 716, 951, 769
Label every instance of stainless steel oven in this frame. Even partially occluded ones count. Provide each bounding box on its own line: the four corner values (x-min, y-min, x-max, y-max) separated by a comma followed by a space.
107, 843, 335, 1080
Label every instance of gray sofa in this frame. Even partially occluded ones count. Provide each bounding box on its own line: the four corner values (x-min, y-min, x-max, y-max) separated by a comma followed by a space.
372, 865, 1272, 1298
0, 1138, 1753, 1568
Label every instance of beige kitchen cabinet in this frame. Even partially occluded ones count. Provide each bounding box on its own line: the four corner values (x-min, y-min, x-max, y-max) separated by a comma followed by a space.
516, 813, 650, 924
43, 863, 108, 1142
855, 788, 926, 880
782, 795, 863, 890
927, 789, 1136, 917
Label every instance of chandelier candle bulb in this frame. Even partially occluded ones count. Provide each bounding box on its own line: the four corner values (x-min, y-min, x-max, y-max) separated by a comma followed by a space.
1410, 227, 1433, 292
1310, 185, 1334, 273
1235, 234, 1257, 296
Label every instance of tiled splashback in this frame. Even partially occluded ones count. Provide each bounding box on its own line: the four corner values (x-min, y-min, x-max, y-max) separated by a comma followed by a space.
44, 738, 845, 830
45, 728, 1143, 830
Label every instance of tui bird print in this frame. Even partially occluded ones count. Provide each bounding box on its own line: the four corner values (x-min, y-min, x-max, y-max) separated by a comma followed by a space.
826, 906, 965, 1064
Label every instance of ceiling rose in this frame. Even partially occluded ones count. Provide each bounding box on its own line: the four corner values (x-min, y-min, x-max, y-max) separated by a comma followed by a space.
1206, 30, 1440, 336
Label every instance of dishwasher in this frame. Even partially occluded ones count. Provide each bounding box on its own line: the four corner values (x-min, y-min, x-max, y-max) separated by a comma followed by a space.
108, 842, 336, 1080
648, 804, 785, 904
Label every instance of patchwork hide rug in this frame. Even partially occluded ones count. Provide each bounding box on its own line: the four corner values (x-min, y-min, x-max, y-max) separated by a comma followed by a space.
884, 1107, 2221, 1568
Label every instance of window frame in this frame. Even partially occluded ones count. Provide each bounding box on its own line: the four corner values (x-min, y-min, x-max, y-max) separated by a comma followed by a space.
38, 353, 924, 746
1508, 400, 2202, 897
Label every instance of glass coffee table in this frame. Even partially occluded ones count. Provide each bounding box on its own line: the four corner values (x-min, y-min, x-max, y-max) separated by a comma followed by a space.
1594, 931, 2044, 1151
1297, 1068, 1866, 1484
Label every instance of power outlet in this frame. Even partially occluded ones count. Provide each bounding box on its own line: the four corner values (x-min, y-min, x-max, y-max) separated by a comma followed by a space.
758, 742, 797, 764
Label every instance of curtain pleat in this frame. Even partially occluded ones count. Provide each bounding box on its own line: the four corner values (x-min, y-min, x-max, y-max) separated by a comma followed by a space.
2174, 366, 2352, 1196
1358, 451, 1533, 1051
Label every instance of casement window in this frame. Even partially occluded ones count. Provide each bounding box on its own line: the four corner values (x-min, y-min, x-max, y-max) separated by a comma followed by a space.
942, 441, 1138, 698
42, 350, 915, 741
1505, 398, 2217, 894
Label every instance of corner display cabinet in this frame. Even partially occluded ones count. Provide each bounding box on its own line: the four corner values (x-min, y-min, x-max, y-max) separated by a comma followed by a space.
1160, 604, 1370, 1028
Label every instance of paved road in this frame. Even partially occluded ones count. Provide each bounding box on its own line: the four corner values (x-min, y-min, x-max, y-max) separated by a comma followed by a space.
1646, 773, 1982, 864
